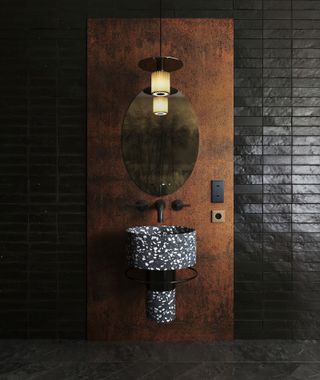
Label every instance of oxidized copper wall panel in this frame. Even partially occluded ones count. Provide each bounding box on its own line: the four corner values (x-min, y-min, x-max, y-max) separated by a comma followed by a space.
87, 18, 234, 341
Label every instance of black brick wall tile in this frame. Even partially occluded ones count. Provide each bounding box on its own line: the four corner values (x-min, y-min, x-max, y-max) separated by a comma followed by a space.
241, 0, 320, 333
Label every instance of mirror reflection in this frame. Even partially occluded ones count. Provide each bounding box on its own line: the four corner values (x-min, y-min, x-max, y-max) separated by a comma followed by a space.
122, 91, 199, 196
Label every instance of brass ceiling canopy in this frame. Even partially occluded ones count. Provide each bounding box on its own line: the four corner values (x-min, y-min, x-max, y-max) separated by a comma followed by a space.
138, 56, 183, 73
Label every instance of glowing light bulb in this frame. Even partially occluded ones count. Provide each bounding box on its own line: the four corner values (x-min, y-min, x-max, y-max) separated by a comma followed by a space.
153, 96, 168, 116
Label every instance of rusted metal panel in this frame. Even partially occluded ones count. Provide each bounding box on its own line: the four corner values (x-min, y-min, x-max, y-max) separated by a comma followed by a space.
87, 18, 234, 341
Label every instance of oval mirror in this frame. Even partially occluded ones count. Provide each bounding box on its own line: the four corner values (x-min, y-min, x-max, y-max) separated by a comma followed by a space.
122, 91, 199, 196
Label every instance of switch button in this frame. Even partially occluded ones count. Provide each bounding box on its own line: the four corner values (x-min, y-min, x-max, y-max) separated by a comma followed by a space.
211, 180, 224, 203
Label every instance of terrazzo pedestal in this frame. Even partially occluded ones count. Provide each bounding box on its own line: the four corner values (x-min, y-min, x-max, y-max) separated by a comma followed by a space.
127, 226, 196, 324
146, 289, 176, 323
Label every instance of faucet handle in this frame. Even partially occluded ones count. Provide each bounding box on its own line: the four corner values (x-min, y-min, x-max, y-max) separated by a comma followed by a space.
171, 199, 191, 211
129, 200, 149, 212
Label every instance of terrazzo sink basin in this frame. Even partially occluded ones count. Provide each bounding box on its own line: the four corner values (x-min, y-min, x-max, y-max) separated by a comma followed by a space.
127, 225, 196, 270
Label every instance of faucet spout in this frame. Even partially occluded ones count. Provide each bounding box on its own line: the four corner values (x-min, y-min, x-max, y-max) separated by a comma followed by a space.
155, 199, 166, 223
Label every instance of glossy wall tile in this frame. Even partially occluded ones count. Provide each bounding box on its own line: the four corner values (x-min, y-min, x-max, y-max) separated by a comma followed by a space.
234, 0, 320, 339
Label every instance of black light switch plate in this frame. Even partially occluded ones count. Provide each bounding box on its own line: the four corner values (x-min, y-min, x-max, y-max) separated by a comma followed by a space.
211, 180, 224, 203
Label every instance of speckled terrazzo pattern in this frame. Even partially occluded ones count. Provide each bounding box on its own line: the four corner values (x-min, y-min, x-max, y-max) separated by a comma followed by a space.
127, 226, 196, 270
146, 290, 176, 323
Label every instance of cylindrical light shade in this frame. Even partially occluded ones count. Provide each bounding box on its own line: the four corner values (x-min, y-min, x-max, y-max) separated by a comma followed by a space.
153, 96, 168, 116
151, 71, 170, 96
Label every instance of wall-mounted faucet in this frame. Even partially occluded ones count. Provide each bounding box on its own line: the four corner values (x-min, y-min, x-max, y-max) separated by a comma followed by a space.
133, 199, 191, 223
154, 199, 166, 223
131, 199, 166, 224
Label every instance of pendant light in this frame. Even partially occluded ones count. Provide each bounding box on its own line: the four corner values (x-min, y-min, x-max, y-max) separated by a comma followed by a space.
138, 0, 183, 116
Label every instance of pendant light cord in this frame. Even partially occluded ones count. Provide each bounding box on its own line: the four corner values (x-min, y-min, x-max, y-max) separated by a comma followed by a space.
159, 0, 162, 58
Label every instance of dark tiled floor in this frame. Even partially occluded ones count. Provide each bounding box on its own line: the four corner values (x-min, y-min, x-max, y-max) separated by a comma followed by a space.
1, 340, 320, 379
